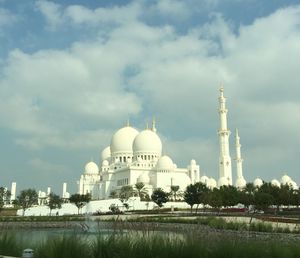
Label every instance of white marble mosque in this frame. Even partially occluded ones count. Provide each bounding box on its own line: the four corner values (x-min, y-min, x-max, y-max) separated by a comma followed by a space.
4, 86, 298, 207
76, 86, 298, 200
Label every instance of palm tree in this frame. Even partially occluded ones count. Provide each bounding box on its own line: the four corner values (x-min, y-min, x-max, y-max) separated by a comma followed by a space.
134, 182, 148, 200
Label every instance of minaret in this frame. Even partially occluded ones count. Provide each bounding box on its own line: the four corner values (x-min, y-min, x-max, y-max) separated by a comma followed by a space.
235, 129, 243, 179
235, 129, 246, 188
218, 85, 232, 185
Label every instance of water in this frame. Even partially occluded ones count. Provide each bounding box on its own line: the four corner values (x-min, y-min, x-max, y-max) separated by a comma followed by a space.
10, 221, 183, 244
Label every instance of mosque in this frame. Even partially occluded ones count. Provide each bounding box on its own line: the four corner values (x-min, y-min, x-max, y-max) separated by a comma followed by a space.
77, 86, 298, 200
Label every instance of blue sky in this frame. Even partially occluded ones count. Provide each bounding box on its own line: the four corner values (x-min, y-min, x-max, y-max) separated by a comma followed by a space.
1, 0, 300, 195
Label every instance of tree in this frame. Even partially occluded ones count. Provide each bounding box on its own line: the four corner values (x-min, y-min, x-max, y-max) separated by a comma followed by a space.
109, 190, 119, 199
253, 191, 274, 212
134, 182, 149, 200
151, 188, 169, 208
184, 184, 198, 213
0, 187, 11, 213
219, 185, 239, 208
239, 183, 256, 212
184, 183, 209, 213
47, 193, 63, 216
69, 193, 91, 215
207, 188, 222, 212
16, 189, 38, 216
170, 185, 180, 201
119, 185, 134, 203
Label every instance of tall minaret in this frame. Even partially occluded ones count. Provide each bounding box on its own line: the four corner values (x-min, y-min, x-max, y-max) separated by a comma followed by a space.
235, 129, 246, 188
218, 85, 232, 185
235, 129, 243, 179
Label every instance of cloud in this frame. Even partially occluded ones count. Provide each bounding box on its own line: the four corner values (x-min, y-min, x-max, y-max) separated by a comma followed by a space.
29, 158, 70, 174
2, 1, 300, 189
36, 0, 141, 29
0, 45, 142, 149
0, 8, 17, 28
35, 0, 63, 30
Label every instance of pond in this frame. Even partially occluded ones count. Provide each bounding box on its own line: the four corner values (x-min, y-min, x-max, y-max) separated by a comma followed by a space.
9, 220, 184, 245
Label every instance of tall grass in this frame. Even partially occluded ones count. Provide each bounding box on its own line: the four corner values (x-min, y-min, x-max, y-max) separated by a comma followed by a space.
0, 231, 25, 256
130, 216, 297, 234
1, 229, 300, 258
36, 234, 92, 258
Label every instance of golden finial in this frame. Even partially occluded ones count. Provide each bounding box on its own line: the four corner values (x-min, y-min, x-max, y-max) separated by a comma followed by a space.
152, 116, 157, 132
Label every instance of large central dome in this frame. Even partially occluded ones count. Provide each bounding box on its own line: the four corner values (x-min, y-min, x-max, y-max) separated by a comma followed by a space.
133, 129, 162, 156
110, 126, 139, 155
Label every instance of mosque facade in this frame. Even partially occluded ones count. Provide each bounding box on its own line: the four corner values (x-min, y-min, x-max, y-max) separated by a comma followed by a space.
78, 120, 203, 199
77, 87, 297, 200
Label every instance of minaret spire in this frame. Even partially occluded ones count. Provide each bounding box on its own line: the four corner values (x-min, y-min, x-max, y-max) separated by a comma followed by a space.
218, 84, 233, 186
235, 129, 243, 178
235, 129, 246, 188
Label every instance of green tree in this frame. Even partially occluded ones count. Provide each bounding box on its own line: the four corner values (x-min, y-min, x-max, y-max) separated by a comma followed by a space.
0, 187, 11, 213
239, 183, 255, 212
16, 189, 38, 216
69, 193, 91, 215
254, 191, 274, 212
47, 193, 63, 216
170, 185, 180, 201
119, 185, 134, 203
219, 185, 239, 208
151, 188, 169, 208
184, 184, 197, 212
134, 182, 148, 200
184, 182, 209, 213
207, 188, 222, 212
109, 190, 119, 199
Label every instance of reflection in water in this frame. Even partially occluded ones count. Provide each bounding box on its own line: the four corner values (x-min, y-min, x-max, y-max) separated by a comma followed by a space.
13, 221, 183, 245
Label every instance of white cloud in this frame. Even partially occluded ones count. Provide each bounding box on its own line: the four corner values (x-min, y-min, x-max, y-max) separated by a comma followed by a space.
36, 0, 63, 30
0, 8, 17, 28
2, 2, 300, 185
36, 0, 141, 29
29, 158, 70, 174
154, 0, 190, 19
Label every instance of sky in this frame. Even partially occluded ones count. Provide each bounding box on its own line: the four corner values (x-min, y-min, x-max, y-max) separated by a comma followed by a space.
1, 0, 300, 195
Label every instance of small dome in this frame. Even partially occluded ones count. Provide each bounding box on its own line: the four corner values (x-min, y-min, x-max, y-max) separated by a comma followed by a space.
133, 129, 162, 156
200, 176, 209, 184
102, 160, 109, 166
137, 174, 150, 184
39, 191, 46, 198
190, 159, 196, 166
281, 174, 291, 185
101, 146, 111, 161
110, 126, 139, 155
236, 177, 246, 189
85, 161, 99, 175
208, 178, 217, 189
289, 181, 298, 190
156, 155, 174, 171
218, 177, 229, 187
253, 178, 263, 188
271, 179, 280, 187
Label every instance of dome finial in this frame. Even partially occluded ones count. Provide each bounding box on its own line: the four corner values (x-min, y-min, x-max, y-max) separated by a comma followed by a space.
152, 116, 157, 133
219, 83, 224, 97
126, 118, 130, 127
146, 120, 149, 130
